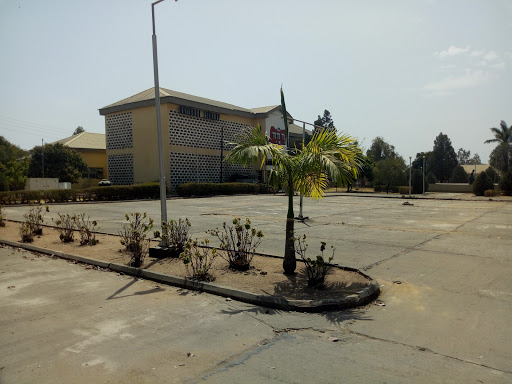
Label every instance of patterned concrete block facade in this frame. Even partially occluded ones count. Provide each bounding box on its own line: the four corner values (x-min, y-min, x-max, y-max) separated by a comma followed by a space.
99, 88, 311, 190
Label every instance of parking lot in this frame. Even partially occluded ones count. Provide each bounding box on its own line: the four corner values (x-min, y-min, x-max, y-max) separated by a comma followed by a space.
1, 193, 511, 383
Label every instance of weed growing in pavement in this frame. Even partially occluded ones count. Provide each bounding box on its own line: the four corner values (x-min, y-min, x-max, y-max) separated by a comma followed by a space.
119, 212, 154, 267
207, 217, 263, 271
294, 234, 335, 289
180, 238, 217, 281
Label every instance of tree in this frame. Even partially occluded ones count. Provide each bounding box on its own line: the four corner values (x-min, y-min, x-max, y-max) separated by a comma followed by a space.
473, 172, 494, 196
449, 165, 468, 183
373, 157, 407, 193
412, 151, 431, 172
28, 143, 87, 183
73, 126, 85, 135
313, 110, 335, 135
366, 137, 398, 162
471, 153, 481, 165
0, 136, 27, 164
489, 143, 512, 174
427, 132, 458, 183
226, 89, 362, 275
410, 168, 428, 194
457, 148, 472, 165
484, 120, 511, 174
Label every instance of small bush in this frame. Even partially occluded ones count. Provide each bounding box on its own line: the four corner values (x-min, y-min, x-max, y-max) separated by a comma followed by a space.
176, 182, 272, 197
54, 213, 77, 243
499, 170, 512, 195
119, 212, 154, 267
19, 222, 33, 243
484, 167, 500, 184
473, 172, 494, 196
154, 218, 191, 256
207, 217, 264, 271
24, 206, 48, 235
373, 185, 383, 192
484, 189, 497, 197
180, 238, 217, 281
0, 206, 5, 227
294, 234, 335, 289
449, 165, 469, 183
399, 186, 409, 195
76, 213, 99, 246
426, 172, 438, 184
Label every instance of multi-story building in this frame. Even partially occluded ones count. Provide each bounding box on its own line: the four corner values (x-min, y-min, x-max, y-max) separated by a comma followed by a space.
98, 87, 311, 190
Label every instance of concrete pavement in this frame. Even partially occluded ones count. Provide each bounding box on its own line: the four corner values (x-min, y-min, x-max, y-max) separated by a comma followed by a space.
1, 194, 512, 383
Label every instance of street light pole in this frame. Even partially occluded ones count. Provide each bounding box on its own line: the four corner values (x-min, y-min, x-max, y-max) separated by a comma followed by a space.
409, 156, 412, 197
422, 156, 425, 195
152, 0, 169, 246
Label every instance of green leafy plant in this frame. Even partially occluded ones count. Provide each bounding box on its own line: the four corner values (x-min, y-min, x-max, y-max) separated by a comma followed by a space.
473, 172, 494, 196
294, 234, 335, 289
154, 218, 191, 256
499, 170, 512, 195
76, 213, 99, 246
54, 213, 77, 243
119, 212, 154, 267
19, 222, 33, 243
179, 238, 217, 281
207, 217, 263, 271
24, 206, 48, 235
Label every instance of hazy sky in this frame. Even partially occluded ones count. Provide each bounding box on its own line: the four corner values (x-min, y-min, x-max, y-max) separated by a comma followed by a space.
1, 0, 511, 162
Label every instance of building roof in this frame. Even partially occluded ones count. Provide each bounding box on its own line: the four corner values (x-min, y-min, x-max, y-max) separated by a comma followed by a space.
99, 88, 293, 120
52, 132, 106, 150
289, 123, 313, 136
462, 164, 490, 174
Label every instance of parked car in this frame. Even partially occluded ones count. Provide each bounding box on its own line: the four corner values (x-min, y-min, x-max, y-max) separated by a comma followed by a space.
98, 179, 111, 186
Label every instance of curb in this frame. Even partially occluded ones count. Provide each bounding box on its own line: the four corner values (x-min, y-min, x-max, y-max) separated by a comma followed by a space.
0, 238, 380, 312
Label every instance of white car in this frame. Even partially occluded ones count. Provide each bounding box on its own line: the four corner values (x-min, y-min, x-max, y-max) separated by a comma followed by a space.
98, 179, 112, 186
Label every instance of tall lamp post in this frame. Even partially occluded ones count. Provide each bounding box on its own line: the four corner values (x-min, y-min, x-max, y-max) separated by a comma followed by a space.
422, 155, 425, 195
409, 156, 412, 197
152, 0, 173, 246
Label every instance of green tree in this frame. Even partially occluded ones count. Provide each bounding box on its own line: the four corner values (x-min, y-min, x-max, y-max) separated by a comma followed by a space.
28, 143, 87, 183
373, 157, 407, 193
0, 136, 27, 164
473, 172, 494, 196
427, 132, 458, 182
366, 137, 398, 162
410, 168, 428, 194
457, 148, 472, 165
226, 90, 362, 275
449, 165, 468, 183
484, 120, 512, 173
313, 110, 335, 135
471, 153, 481, 165
73, 126, 85, 135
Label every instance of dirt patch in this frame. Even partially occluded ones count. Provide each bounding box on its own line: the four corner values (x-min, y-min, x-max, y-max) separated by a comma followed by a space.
0, 221, 371, 301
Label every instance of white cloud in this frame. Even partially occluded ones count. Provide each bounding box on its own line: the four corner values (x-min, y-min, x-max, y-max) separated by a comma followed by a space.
423, 70, 492, 93
491, 62, 506, 70
470, 50, 484, 57
483, 51, 499, 61
435, 46, 470, 59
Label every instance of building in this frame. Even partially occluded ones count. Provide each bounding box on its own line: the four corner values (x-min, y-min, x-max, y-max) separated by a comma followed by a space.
52, 132, 107, 180
98, 88, 311, 190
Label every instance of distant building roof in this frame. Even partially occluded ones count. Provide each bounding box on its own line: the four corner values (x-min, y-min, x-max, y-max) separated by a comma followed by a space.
462, 164, 489, 174
99, 88, 293, 120
52, 132, 106, 150
289, 123, 313, 136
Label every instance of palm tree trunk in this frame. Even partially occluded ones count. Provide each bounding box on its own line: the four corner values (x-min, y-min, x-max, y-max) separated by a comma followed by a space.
283, 178, 296, 275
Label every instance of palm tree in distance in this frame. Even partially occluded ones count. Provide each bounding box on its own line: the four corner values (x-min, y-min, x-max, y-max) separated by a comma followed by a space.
484, 120, 512, 145
485, 120, 512, 173
225, 90, 362, 275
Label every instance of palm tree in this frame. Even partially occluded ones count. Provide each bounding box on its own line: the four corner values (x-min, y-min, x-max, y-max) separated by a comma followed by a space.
485, 121, 512, 173
485, 120, 512, 145
226, 92, 362, 274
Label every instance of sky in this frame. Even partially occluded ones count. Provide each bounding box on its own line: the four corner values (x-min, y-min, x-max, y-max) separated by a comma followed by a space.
0, 0, 511, 163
